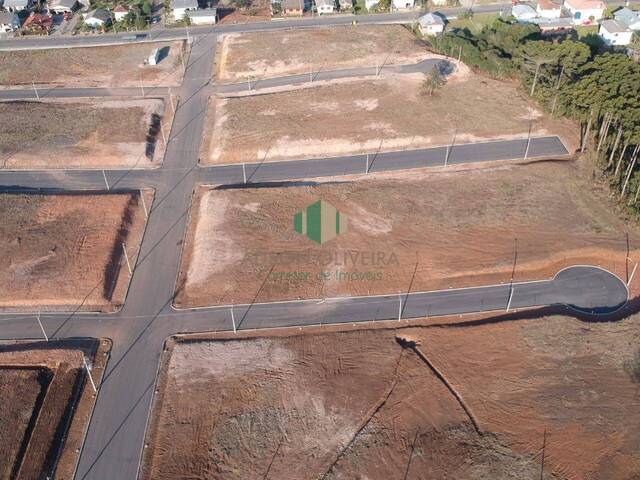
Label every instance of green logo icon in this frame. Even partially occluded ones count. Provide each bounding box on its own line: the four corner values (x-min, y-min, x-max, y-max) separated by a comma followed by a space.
294, 200, 348, 244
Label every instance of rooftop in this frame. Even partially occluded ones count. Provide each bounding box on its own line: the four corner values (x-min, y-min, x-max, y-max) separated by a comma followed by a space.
601, 18, 628, 33
186, 7, 217, 16
537, 0, 562, 10
50, 0, 77, 7
419, 12, 445, 26
563, 0, 605, 10
171, 0, 198, 9
3, 0, 29, 7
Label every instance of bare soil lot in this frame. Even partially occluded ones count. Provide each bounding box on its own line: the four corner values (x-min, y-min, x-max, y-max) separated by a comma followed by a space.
202, 72, 574, 165
176, 160, 637, 307
0, 41, 186, 88
1, 98, 171, 169
0, 191, 150, 312
141, 313, 640, 479
0, 339, 110, 480
216, 25, 427, 83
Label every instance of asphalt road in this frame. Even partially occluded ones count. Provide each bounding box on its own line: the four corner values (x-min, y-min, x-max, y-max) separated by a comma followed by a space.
0, 17, 630, 480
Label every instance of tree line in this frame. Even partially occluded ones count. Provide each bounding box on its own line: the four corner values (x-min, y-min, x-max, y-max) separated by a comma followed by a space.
428, 19, 640, 213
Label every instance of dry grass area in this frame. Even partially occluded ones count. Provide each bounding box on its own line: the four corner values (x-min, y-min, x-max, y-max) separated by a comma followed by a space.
215, 25, 427, 83
0, 98, 171, 169
141, 313, 640, 479
0, 191, 150, 312
202, 72, 574, 165
176, 159, 638, 307
0, 339, 110, 480
0, 41, 186, 88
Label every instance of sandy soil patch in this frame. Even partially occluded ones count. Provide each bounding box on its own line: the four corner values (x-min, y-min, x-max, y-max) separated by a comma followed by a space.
0, 41, 187, 88
0, 98, 172, 169
0, 191, 150, 312
141, 312, 640, 479
0, 339, 110, 480
215, 25, 427, 83
201, 72, 575, 165
176, 160, 638, 307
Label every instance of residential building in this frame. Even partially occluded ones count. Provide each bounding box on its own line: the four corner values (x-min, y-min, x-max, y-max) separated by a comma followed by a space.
23, 11, 53, 31
614, 7, 640, 30
282, 0, 305, 15
0, 11, 21, 32
315, 0, 335, 14
3, 0, 33, 12
563, 0, 604, 25
532, 16, 574, 34
536, 0, 562, 18
418, 12, 445, 35
49, 0, 77, 13
511, 4, 538, 22
171, 0, 197, 19
338, 0, 352, 11
599, 19, 634, 45
113, 4, 129, 21
392, 0, 414, 9
83, 8, 111, 27
186, 8, 217, 24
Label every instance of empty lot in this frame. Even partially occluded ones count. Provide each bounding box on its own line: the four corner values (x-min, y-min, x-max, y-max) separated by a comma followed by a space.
202, 71, 574, 165
176, 160, 636, 307
216, 25, 428, 83
1, 98, 171, 169
141, 312, 640, 479
0, 339, 110, 480
0, 41, 187, 88
0, 191, 150, 312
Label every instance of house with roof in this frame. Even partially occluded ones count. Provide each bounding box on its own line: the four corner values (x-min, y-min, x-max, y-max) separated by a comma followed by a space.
83, 8, 111, 27
614, 7, 640, 31
532, 16, 574, 34
49, 0, 78, 13
171, 0, 197, 19
512, 4, 538, 22
187, 8, 217, 24
113, 4, 129, 21
392, 0, 414, 9
536, 0, 562, 18
3, 0, 34, 12
418, 12, 445, 35
281, 0, 305, 15
338, 0, 352, 11
563, 0, 604, 25
315, 0, 335, 14
599, 19, 634, 45
23, 11, 53, 31
0, 11, 21, 32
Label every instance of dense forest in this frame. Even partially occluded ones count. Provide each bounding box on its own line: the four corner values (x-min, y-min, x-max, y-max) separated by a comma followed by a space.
428, 19, 640, 214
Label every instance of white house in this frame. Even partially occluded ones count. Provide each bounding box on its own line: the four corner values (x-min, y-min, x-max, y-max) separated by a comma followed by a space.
49, 0, 78, 14
83, 8, 111, 27
392, 0, 414, 9
418, 12, 445, 35
315, 0, 335, 14
599, 19, 634, 45
113, 4, 129, 21
536, 0, 562, 18
614, 7, 640, 31
186, 8, 217, 24
511, 4, 538, 22
3, 0, 33, 12
171, 0, 197, 19
0, 11, 21, 32
563, 0, 604, 25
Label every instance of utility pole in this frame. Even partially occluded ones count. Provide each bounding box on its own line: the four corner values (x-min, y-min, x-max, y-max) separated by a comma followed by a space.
83, 356, 98, 393
398, 293, 402, 321
122, 242, 132, 275
445, 128, 457, 166
140, 192, 148, 219
230, 306, 236, 333
169, 89, 175, 113
524, 120, 533, 160
242, 163, 247, 184
140, 74, 145, 97
539, 429, 547, 480
36, 312, 48, 342
102, 170, 110, 190
247, 77, 252, 91
366, 153, 369, 174
32, 81, 39, 100
160, 120, 167, 145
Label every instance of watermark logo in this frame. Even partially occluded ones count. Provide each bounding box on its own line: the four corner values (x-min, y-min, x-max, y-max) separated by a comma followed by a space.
293, 200, 347, 245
